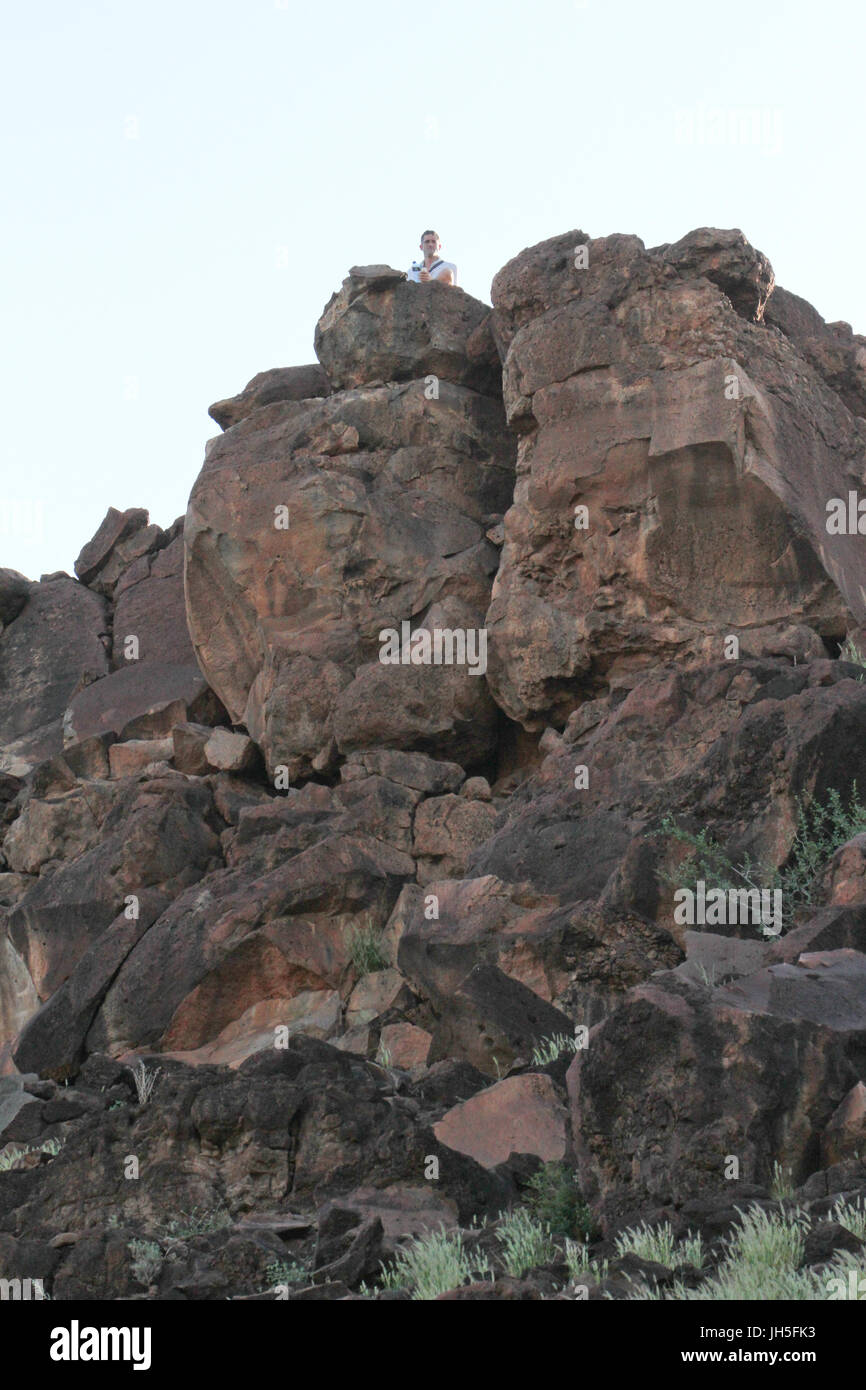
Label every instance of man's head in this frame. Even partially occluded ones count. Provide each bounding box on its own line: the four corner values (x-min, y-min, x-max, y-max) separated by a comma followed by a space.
420, 230, 441, 257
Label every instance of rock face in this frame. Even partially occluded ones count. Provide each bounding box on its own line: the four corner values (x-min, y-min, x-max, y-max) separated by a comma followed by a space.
486, 228, 866, 728
5, 225, 866, 1303
185, 276, 515, 780
314, 265, 502, 396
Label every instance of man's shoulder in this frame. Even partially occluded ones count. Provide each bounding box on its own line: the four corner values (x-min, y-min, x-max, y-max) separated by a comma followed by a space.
433, 260, 458, 281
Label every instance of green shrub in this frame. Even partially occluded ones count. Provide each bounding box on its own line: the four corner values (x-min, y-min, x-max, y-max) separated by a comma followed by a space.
524, 1162, 595, 1240
265, 1257, 308, 1290
654, 783, 866, 934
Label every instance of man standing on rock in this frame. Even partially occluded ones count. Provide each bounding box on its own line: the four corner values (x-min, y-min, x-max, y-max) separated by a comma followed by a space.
408, 229, 457, 286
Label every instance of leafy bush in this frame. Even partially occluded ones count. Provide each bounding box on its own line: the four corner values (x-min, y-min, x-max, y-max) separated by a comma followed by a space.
265, 1257, 308, 1290
655, 783, 866, 934
524, 1162, 595, 1240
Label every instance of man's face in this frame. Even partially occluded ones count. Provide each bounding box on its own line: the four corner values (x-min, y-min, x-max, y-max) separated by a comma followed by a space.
421, 234, 440, 258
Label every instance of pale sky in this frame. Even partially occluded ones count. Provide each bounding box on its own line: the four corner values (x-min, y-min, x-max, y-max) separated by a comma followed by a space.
2, 0, 864, 579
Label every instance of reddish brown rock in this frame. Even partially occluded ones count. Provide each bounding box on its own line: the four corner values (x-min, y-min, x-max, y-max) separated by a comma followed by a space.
821, 1081, 866, 1166
109, 738, 174, 779
487, 228, 864, 729
413, 792, 498, 884
74, 507, 149, 587
819, 833, 866, 907
185, 371, 514, 779
110, 534, 196, 668
7, 777, 221, 1008
569, 954, 866, 1230
0, 569, 31, 628
64, 663, 224, 744
433, 1073, 568, 1168
379, 1022, 431, 1070
171, 722, 212, 775
314, 266, 501, 395
346, 969, 413, 1028
0, 577, 109, 772
766, 286, 866, 419
209, 364, 331, 431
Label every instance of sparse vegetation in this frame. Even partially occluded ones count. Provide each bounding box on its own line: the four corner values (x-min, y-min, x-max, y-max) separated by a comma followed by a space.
496, 1207, 556, 1276
0, 1136, 62, 1172
379, 1226, 487, 1300
530, 1033, 579, 1066
564, 1240, 609, 1284
770, 1159, 795, 1201
128, 1239, 164, 1287
265, 1257, 309, 1290
128, 1060, 161, 1106
159, 1204, 233, 1239
624, 1205, 812, 1300
655, 782, 866, 933
839, 634, 866, 668
832, 1195, 866, 1241
346, 923, 389, 975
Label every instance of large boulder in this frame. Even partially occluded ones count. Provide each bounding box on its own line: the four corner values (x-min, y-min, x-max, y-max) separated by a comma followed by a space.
209, 364, 331, 431
486, 227, 866, 728
568, 949, 866, 1230
185, 367, 515, 779
0, 576, 109, 773
314, 266, 501, 396
110, 533, 196, 668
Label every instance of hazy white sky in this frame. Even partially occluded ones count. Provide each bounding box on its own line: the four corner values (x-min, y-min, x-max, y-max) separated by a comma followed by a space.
3, 0, 864, 579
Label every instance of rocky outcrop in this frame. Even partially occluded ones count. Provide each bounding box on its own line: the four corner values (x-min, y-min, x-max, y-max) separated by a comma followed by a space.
486, 228, 866, 728
185, 272, 515, 780
5, 225, 866, 1302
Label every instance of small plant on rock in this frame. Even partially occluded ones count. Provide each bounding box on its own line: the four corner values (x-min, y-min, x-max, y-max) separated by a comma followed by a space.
128, 1060, 161, 1106
265, 1257, 309, 1291
128, 1239, 164, 1287
530, 1033, 579, 1066
160, 1204, 233, 1239
770, 1159, 795, 1201
346, 923, 389, 976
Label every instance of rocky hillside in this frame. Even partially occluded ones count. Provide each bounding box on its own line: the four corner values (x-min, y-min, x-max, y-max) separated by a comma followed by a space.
3, 228, 866, 1301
